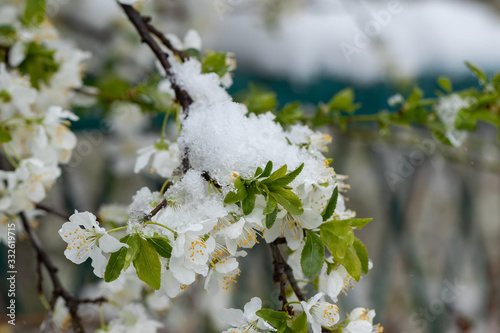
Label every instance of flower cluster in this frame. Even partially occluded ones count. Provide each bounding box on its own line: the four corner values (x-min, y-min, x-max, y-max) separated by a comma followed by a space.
40, 4, 380, 331
0, 4, 89, 240
55, 25, 376, 331
219, 295, 383, 333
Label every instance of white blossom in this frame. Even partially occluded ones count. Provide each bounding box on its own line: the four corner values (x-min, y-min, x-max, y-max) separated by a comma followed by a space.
134, 140, 181, 178
0, 64, 37, 118
59, 211, 126, 278
219, 297, 275, 333
166, 29, 202, 51
215, 215, 264, 255
100, 267, 143, 304
1, 158, 60, 214
40, 297, 70, 332
387, 93, 404, 106
99, 204, 130, 226
300, 293, 340, 333
205, 255, 240, 295
318, 263, 356, 302
103, 303, 162, 333
287, 124, 332, 153
169, 227, 217, 285
435, 94, 470, 146
344, 308, 383, 333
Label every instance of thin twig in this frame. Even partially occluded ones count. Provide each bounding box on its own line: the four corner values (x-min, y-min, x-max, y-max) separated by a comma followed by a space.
119, 4, 193, 111
270, 242, 292, 314
270, 241, 306, 302
119, 3, 193, 179
36, 204, 70, 220
144, 18, 189, 62
19, 212, 106, 333
143, 181, 173, 221
145, 198, 168, 221
282, 255, 306, 302
270, 240, 307, 318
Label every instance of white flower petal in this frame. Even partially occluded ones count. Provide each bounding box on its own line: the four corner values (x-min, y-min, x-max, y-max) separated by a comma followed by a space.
218, 308, 246, 327
89, 247, 108, 278
98, 233, 126, 253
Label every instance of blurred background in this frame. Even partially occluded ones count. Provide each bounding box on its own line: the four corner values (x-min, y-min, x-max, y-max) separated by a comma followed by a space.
1, 0, 500, 332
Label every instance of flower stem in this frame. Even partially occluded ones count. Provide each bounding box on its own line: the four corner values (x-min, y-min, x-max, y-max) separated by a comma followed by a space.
284, 301, 302, 309
145, 221, 176, 236
1, 144, 18, 168
106, 226, 128, 234
39, 294, 50, 310
159, 177, 172, 198
99, 304, 106, 329
159, 109, 170, 142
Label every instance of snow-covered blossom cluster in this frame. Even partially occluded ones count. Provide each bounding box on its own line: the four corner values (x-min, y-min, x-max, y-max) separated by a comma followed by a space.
0, 1, 377, 331
0, 4, 89, 241
54, 20, 381, 329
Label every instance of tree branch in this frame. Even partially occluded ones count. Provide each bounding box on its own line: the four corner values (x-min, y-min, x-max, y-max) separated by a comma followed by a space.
119, 4, 225, 219
282, 254, 306, 302
36, 204, 70, 220
19, 212, 106, 333
119, 3, 194, 182
270, 240, 307, 316
144, 17, 189, 62
270, 242, 292, 314
119, 4, 193, 111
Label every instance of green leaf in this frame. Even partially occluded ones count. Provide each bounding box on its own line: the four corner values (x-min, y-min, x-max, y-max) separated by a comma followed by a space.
254, 167, 263, 178
262, 164, 287, 183
269, 189, 303, 216
437, 76, 453, 93
18, 42, 59, 88
344, 218, 373, 229
353, 237, 369, 275
96, 75, 131, 98
407, 86, 423, 106
224, 177, 248, 204
104, 246, 127, 282
121, 234, 141, 270
202, 52, 228, 77
492, 71, 500, 88
241, 84, 278, 115
465, 61, 487, 85
276, 102, 304, 125
455, 108, 477, 131
146, 235, 172, 258
300, 231, 325, 278
336, 245, 362, 281
0, 126, 12, 143
268, 163, 304, 187
256, 309, 288, 329
321, 186, 338, 221
265, 206, 278, 229
263, 195, 277, 215
23, 0, 46, 27
0, 26, 16, 45
291, 312, 308, 333
260, 161, 274, 178
242, 183, 257, 215
429, 120, 453, 146
328, 88, 360, 113
319, 220, 354, 260
184, 48, 201, 60
133, 238, 161, 290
